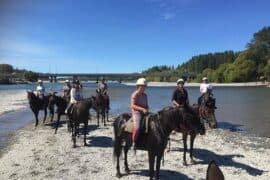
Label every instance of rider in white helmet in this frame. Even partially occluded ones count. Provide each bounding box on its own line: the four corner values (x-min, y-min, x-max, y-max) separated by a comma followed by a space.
198, 77, 213, 104
62, 79, 71, 98
36, 79, 45, 99
131, 78, 149, 147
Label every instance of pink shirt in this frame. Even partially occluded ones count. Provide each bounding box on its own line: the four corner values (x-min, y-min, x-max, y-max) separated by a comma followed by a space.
131, 90, 148, 115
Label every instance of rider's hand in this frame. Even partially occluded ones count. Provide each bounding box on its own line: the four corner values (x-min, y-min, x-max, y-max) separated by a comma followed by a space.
142, 108, 148, 114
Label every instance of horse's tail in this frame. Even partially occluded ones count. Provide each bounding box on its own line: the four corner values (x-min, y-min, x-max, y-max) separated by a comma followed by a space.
113, 115, 126, 162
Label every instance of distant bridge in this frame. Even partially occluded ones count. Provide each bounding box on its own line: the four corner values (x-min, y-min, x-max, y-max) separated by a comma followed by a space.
38, 73, 143, 82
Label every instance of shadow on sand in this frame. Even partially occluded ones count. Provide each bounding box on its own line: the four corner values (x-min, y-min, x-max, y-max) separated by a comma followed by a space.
120, 169, 192, 180
218, 121, 245, 132
171, 147, 265, 176
86, 135, 113, 148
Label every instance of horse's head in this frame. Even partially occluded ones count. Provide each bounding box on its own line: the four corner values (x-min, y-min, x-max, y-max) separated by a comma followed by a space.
184, 107, 206, 135
200, 96, 217, 129
48, 92, 57, 106
26, 90, 35, 100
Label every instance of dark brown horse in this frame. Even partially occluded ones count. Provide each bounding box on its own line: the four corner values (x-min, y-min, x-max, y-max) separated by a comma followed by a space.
166, 94, 217, 166
113, 107, 204, 180
69, 97, 94, 147
27, 91, 54, 127
92, 89, 109, 126
48, 93, 68, 134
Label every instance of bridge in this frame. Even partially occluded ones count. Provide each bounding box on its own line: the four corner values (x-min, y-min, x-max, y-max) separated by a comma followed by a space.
38, 73, 143, 82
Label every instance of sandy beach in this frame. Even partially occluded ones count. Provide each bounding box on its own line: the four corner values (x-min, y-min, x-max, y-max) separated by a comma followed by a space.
0, 115, 270, 180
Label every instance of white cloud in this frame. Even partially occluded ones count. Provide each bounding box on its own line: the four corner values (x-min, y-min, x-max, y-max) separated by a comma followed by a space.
163, 12, 176, 20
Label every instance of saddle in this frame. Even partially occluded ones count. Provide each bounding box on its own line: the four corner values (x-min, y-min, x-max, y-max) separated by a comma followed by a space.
122, 113, 155, 134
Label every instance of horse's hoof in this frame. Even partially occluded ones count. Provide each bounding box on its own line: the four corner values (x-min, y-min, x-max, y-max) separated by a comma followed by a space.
183, 162, 187, 166
73, 145, 76, 148
125, 168, 130, 173
116, 173, 121, 178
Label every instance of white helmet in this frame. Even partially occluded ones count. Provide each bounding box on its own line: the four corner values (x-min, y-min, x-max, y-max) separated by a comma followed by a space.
65, 80, 70, 83
136, 78, 147, 86
38, 79, 43, 83
177, 78, 184, 84
202, 77, 208, 81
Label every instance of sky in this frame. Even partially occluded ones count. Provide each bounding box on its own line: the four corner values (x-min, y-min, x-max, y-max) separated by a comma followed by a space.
0, 0, 270, 73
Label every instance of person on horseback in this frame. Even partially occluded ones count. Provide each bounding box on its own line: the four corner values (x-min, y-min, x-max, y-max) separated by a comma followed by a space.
97, 77, 110, 109
36, 79, 45, 99
172, 78, 189, 108
131, 77, 149, 146
62, 79, 71, 98
65, 80, 83, 115
198, 77, 213, 105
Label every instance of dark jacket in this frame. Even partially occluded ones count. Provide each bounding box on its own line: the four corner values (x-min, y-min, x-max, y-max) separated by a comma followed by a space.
172, 88, 189, 107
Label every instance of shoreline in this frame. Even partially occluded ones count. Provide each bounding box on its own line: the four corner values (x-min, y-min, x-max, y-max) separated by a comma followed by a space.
123, 81, 269, 87
0, 115, 270, 179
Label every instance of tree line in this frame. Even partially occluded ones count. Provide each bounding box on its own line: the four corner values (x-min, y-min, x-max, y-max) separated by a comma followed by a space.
143, 26, 270, 83
0, 64, 39, 84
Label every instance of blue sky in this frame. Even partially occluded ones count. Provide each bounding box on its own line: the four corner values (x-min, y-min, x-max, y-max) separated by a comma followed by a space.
0, 0, 270, 73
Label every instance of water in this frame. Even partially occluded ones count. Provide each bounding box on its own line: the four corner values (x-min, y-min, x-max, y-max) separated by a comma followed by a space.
0, 83, 270, 150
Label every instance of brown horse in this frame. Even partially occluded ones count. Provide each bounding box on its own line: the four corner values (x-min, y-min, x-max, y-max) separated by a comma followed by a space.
113, 107, 204, 180
27, 91, 54, 127
199, 91, 217, 128
69, 97, 94, 147
48, 93, 68, 134
92, 89, 109, 126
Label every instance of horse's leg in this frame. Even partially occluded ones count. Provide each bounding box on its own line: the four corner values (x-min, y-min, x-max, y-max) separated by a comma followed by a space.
167, 136, 171, 152
114, 137, 122, 178
43, 108, 47, 124
155, 152, 163, 180
72, 123, 77, 148
55, 113, 61, 134
50, 106, 54, 122
148, 151, 155, 180
84, 121, 88, 146
103, 110, 106, 126
34, 111, 39, 127
182, 133, 188, 166
97, 111, 100, 126
124, 143, 130, 173
190, 133, 196, 164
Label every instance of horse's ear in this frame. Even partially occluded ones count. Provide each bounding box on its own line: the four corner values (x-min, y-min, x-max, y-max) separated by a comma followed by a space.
53, 92, 57, 96
206, 160, 224, 180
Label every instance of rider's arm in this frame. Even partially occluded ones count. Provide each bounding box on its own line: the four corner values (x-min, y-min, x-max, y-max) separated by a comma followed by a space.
172, 90, 180, 107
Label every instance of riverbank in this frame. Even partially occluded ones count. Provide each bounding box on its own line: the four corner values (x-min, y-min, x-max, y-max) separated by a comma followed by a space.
0, 115, 269, 179
123, 81, 269, 87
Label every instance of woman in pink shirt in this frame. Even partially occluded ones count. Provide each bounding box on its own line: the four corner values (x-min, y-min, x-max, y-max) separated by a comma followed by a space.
130, 78, 149, 145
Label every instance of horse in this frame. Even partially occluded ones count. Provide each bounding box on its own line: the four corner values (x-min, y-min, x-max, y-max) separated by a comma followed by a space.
48, 93, 68, 134
92, 89, 109, 126
113, 107, 204, 180
27, 91, 54, 127
198, 91, 217, 128
69, 97, 94, 148
162, 106, 206, 166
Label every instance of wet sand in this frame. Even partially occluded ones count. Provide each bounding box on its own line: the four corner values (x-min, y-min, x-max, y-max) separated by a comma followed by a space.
0, 114, 270, 180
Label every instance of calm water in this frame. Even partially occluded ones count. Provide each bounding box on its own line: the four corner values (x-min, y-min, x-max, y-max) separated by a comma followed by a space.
0, 83, 270, 149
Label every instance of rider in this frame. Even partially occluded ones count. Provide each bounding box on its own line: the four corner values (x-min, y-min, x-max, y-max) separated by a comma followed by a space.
198, 77, 213, 105
172, 78, 189, 108
131, 78, 149, 146
97, 78, 110, 109
36, 79, 45, 99
62, 79, 71, 98
65, 80, 83, 115
97, 78, 108, 94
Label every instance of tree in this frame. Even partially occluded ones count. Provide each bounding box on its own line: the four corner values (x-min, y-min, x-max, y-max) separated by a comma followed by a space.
264, 60, 270, 81
23, 71, 38, 82
0, 64, 13, 74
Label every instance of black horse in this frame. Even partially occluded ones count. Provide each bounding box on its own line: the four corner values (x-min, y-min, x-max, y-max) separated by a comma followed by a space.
48, 93, 68, 134
69, 97, 94, 148
27, 91, 54, 127
198, 91, 217, 128
166, 94, 217, 165
113, 107, 204, 180
92, 89, 109, 126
